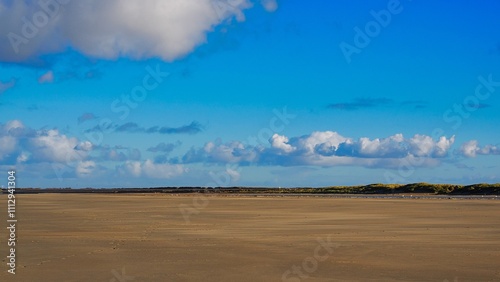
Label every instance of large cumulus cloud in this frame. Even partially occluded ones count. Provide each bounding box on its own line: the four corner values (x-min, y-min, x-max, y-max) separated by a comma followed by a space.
0, 0, 260, 64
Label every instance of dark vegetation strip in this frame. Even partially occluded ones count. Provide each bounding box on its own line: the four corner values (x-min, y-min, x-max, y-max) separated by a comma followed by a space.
2, 183, 500, 195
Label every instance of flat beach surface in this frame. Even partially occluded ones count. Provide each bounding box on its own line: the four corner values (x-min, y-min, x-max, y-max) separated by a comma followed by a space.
1, 194, 499, 281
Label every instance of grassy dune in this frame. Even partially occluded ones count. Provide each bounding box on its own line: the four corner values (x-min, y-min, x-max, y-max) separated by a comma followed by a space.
6, 183, 500, 195
277, 183, 500, 195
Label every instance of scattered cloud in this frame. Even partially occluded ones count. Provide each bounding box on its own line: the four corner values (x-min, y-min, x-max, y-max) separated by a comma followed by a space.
158, 121, 204, 134
147, 142, 181, 153
463, 103, 490, 109
93, 145, 141, 162
38, 70, 54, 83
183, 140, 259, 164
228, 167, 242, 181
47, 54, 105, 81
182, 131, 456, 168
401, 100, 428, 109
75, 141, 93, 152
0, 120, 22, 161
454, 162, 475, 171
3, 119, 496, 184
328, 98, 430, 111
76, 160, 96, 177
0, 120, 189, 181
117, 159, 186, 179
85, 121, 203, 135
327, 98, 393, 111
0, 78, 16, 94
261, 0, 278, 12
460, 140, 500, 158
77, 113, 98, 124
28, 129, 88, 163
115, 122, 143, 133
0, 120, 91, 164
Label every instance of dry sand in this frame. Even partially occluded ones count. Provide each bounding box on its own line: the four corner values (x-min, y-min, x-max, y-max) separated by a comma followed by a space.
1, 194, 499, 281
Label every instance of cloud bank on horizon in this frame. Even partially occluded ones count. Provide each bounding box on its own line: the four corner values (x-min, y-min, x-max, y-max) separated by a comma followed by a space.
0, 0, 499, 187
1, 119, 498, 186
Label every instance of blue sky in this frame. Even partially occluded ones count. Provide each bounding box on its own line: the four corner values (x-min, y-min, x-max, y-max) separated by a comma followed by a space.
1, 0, 499, 188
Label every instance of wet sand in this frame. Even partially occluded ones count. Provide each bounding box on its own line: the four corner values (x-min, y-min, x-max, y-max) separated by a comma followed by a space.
1, 194, 499, 281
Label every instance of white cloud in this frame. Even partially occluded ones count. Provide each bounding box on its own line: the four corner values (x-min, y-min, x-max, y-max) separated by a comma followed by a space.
298, 131, 349, 154
357, 134, 405, 157
408, 134, 435, 157
0, 119, 482, 184
28, 129, 86, 163
434, 135, 456, 157
202, 140, 258, 163
16, 151, 29, 163
0, 0, 258, 63
0, 120, 24, 160
120, 159, 186, 179
225, 167, 241, 182
460, 140, 500, 158
4, 120, 24, 131
38, 70, 54, 83
261, 0, 278, 12
76, 160, 96, 177
76, 141, 93, 151
143, 159, 185, 179
0, 120, 91, 164
122, 161, 142, 177
183, 131, 457, 168
270, 133, 295, 153
480, 145, 500, 155
0, 134, 17, 160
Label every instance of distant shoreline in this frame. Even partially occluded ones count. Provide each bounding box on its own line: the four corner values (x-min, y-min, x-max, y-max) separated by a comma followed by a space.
2, 183, 500, 195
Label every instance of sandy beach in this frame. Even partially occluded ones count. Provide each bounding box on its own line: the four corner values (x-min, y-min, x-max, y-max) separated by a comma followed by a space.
1, 194, 499, 281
